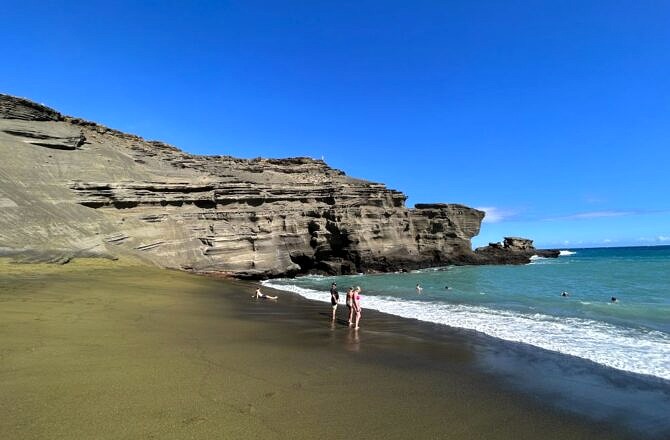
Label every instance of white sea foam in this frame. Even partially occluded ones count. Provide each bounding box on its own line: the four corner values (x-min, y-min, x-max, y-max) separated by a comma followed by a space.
528, 255, 555, 265
263, 280, 670, 381
559, 250, 577, 256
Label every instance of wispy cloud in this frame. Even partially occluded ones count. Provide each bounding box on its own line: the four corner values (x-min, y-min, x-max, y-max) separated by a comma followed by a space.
636, 236, 670, 244
583, 194, 606, 204
476, 207, 516, 223
544, 210, 634, 221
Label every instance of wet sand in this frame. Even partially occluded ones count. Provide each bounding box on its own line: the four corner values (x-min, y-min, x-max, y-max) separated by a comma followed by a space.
0, 259, 649, 439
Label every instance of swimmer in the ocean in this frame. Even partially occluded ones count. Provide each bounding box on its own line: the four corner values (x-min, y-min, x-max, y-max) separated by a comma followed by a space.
561, 291, 570, 297
611, 296, 618, 303
416, 283, 423, 294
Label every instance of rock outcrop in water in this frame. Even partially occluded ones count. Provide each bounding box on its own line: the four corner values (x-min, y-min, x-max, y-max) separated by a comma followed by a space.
474, 237, 560, 264
0, 94, 553, 278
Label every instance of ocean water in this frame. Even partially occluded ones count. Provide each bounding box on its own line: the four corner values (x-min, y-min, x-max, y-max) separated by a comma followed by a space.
264, 246, 670, 382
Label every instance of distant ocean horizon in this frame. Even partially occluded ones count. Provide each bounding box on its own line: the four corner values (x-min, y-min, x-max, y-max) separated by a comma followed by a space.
264, 245, 670, 382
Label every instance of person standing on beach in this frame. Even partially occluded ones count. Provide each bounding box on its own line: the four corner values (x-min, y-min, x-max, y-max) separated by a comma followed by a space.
329, 282, 339, 320
352, 286, 362, 329
346, 287, 355, 326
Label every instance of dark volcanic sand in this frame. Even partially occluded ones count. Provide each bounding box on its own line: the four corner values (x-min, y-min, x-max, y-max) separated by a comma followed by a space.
0, 259, 659, 439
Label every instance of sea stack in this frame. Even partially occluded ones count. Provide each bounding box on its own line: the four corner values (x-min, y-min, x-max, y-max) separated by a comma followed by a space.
474, 237, 561, 264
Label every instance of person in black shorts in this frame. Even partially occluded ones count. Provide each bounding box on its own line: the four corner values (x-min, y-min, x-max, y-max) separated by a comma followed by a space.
330, 282, 339, 320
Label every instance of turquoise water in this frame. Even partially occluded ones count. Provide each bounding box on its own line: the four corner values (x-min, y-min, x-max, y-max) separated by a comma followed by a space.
265, 246, 670, 381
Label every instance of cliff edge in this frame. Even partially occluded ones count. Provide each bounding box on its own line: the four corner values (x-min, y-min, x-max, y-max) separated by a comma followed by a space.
0, 94, 548, 278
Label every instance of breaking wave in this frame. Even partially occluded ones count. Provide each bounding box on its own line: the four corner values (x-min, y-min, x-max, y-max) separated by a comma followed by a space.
263, 280, 670, 381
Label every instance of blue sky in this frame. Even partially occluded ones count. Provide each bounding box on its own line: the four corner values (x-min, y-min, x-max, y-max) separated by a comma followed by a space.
2, 1, 669, 248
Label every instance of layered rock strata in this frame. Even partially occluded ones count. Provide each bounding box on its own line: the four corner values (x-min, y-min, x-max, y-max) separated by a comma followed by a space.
0, 94, 550, 278
474, 237, 560, 264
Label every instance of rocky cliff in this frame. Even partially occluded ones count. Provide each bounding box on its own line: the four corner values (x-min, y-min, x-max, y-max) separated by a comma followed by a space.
0, 94, 545, 278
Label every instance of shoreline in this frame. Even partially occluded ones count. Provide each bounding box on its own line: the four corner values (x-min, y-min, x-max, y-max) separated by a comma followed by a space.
255, 280, 670, 439
261, 270, 670, 383
1, 259, 666, 439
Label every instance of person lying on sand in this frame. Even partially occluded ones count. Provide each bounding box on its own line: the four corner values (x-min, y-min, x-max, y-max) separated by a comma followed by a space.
253, 287, 278, 300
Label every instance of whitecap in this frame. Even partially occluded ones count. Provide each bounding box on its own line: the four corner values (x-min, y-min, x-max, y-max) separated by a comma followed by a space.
264, 280, 670, 381
528, 255, 552, 265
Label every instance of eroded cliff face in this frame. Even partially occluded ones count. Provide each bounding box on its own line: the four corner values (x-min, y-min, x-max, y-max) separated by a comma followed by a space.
0, 94, 488, 278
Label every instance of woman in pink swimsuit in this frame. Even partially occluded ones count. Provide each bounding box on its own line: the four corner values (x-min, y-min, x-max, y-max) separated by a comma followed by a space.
352, 286, 362, 329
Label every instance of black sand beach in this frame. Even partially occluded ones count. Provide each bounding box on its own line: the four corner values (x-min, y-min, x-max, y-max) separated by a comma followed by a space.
0, 259, 663, 439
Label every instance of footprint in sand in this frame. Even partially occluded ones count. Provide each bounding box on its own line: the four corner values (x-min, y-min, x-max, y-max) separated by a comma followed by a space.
182, 416, 207, 426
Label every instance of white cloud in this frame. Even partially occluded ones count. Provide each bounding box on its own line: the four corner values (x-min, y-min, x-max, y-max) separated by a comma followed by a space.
583, 194, 605, 204
476, 207, 516, 224
658, 236, 670, 242
545, 210, 633, 221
